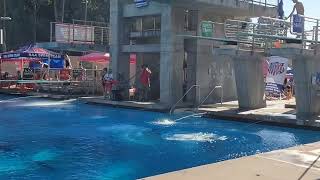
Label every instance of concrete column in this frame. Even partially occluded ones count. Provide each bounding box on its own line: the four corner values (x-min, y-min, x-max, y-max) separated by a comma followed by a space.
160, 6, 184, 106
293, 53, 320, 118
110, 0, 130, 78
184, 39, 198, 103
233, 50, 266, 109
110, 0, 130, 99
271, 48, 320, 118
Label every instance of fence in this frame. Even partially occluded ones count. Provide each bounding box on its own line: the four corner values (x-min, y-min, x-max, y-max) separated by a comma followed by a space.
239, 0, 278, 8
0, 68, 105, 96
50, 20, 109, 45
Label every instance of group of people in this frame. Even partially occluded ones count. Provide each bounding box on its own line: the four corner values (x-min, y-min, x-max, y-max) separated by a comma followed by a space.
101, 64, 152, 102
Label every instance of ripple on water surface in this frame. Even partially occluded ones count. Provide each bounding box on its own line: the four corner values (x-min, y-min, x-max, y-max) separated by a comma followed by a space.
164, 132, 228, 143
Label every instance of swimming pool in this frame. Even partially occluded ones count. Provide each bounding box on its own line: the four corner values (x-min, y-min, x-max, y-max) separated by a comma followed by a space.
0, 95, 320, 180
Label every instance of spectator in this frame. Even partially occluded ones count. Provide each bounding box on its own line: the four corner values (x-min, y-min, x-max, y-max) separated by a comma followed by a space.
64, 54, 73, 69
139, 64, 152, 102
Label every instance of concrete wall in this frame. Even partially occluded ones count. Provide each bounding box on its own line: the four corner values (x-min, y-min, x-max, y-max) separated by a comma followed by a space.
233, 51, 266, 109
196, 39, 237, 104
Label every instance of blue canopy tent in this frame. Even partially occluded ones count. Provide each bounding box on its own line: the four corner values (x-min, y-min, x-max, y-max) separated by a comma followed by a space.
0, 45, 64, 69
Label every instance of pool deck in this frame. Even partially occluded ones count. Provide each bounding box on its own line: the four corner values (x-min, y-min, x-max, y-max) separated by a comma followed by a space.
0, 89, 85, 100
80, 97, 171, 112
199, 99, 320, 130
2, 90, 320, 129
141, 141, 320, 180
81, 96, 320, 129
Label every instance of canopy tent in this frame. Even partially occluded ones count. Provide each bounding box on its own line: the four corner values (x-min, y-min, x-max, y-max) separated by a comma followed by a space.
0, 45, 62, 61
80, 52, 109, 63
0, 45, 64, 69
80, 52, 137, 64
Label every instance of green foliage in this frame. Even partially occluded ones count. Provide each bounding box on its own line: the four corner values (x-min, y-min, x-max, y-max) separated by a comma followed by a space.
1, 0, 109, 50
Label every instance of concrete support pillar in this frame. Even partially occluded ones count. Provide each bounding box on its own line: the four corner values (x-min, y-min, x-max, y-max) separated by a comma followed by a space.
293, 53, 320, 118
160, 6, 184, 106
233, 50, 266, 109
271, 48, 320, 118
110, 0, 130, 99
184, 39, 198, 103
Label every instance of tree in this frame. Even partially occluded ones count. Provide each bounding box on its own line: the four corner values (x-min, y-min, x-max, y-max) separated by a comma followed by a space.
3, 0, 109, 50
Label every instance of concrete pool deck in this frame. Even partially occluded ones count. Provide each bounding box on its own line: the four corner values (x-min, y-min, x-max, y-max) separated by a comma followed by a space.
200, 99, 320, 129
2, 91, 320, 129
141, 141, 320, 180
80, 97, 171, 112
82, 97, 320, 129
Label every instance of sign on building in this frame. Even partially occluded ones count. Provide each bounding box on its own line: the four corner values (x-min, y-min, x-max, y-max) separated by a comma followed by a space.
201, 21, 214, 37
265, 56, 289, 96
134, 0, 149, 8
55, 24, 94, 44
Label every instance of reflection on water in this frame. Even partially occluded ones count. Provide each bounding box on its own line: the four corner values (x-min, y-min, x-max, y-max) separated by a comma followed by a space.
98, 125, 156, 145
90, 115, 108, 120
255, 129, 298, 147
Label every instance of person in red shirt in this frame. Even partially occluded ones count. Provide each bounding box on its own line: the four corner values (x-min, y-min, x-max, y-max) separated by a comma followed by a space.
139, 65, 152, 102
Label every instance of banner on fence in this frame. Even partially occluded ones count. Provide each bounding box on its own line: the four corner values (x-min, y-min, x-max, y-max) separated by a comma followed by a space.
55, 24, 94, 44
265, 56, 289, 95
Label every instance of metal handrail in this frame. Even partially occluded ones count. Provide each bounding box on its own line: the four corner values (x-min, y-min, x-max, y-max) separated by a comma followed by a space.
169, 85, 200, 115
196, 86, 223, 110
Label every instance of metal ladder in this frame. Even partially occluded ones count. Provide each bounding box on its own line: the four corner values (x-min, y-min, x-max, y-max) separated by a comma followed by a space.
196, 85, 223, 111
169, 85, 200, 115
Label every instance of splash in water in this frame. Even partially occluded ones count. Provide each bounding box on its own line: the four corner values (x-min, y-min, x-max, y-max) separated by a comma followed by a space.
165, 133, 228, 143
152, 119, 176, 126
16, 99, 77, 107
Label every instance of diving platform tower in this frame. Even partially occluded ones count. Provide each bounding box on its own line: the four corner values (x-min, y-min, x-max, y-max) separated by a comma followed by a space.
110, 0, 277, 106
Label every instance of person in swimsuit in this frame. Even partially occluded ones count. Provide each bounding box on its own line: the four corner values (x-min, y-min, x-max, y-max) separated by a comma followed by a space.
287, 0, 304, 19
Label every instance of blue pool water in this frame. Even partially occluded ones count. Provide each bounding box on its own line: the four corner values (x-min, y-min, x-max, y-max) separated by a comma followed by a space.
0, 95, 320, 180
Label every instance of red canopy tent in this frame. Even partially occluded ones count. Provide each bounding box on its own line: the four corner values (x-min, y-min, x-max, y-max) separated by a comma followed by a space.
80, 52, 136, 64
80, 52, 109, 63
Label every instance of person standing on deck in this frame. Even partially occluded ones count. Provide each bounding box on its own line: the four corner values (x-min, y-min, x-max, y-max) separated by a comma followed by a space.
139, 65, 152, 102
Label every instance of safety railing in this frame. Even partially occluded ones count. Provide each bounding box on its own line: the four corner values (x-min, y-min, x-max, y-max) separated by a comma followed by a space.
169, 85, 201, 115
0, 68, 105, 95
231, 15, 320, 50
196, 85, 223, 111
50, 20, 109, 45
239, 0, 277, 8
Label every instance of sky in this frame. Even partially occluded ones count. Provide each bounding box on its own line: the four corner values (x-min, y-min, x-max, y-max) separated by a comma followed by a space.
272, 0, 319, 19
